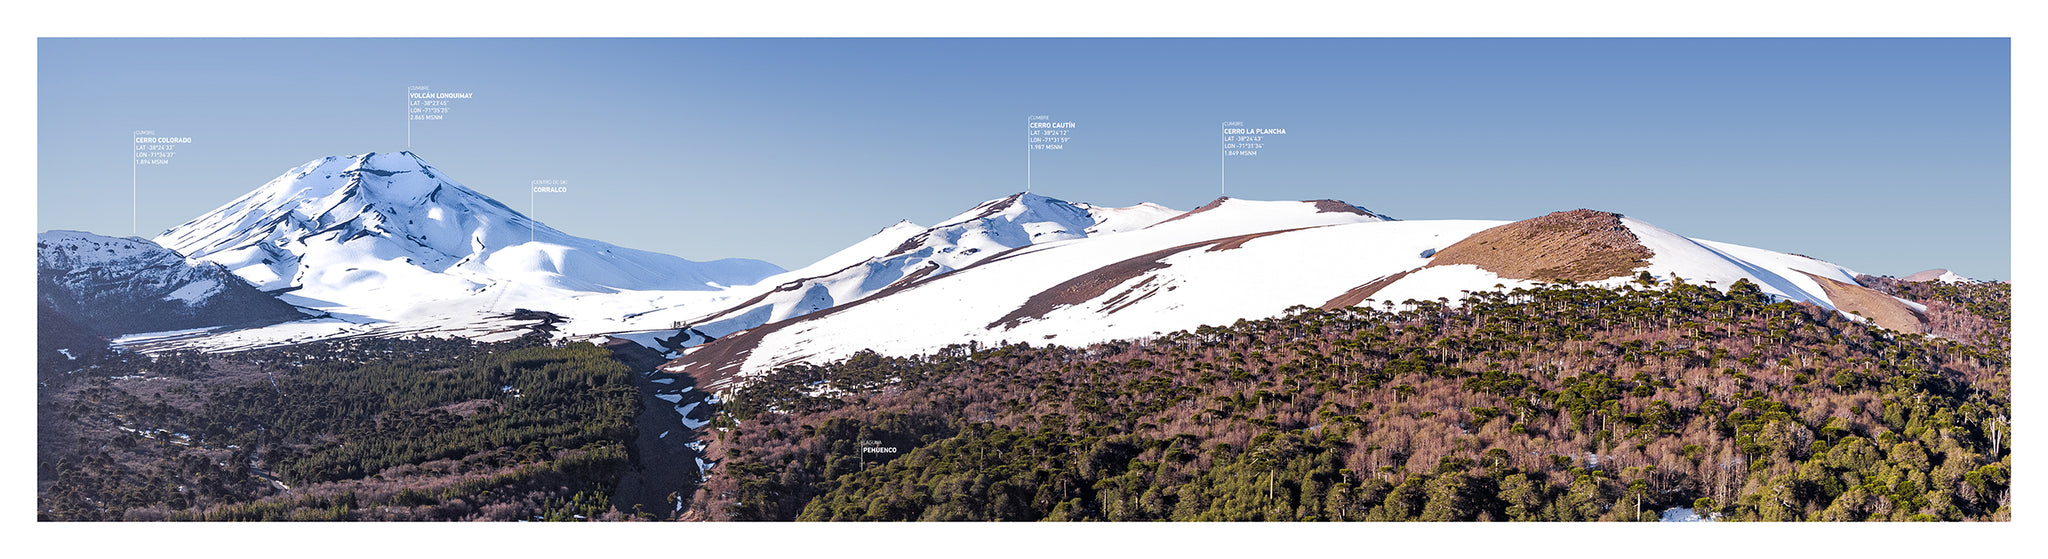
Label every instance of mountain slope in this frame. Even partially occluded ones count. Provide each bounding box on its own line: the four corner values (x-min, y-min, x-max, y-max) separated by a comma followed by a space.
154, 152, 783, 313
663, 197, 1402, 386
665, 205, 1884, 389
37, 230, 308, 338
675, 193, 1184, 340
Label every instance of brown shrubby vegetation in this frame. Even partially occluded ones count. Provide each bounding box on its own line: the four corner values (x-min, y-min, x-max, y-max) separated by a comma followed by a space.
698, 275, 2010, 521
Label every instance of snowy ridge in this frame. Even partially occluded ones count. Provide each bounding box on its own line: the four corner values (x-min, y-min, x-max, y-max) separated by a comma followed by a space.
38, 230, 181, 269
1622, 218, 1856, 307
667, 197, 1401, 384
1081, 202, 1184, 235
668, 206, 1870, 385
674, 193, 1184, 340
758, 220, 928, 286
38, 230, 307, 337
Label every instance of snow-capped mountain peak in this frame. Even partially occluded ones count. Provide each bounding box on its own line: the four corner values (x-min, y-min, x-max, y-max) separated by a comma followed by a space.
896, 192, 1098, 263
155, 152, 526, 289
153, 152, 783, 313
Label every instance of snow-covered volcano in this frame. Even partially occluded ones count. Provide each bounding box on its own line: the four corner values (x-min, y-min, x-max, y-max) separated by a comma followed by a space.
154, 152, 784, 311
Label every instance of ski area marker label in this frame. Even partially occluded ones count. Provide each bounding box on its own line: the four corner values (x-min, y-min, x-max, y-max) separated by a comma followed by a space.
529, 179, 568, 243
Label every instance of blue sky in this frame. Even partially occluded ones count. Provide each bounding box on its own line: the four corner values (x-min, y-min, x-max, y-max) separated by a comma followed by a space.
38, 38, 2010, 278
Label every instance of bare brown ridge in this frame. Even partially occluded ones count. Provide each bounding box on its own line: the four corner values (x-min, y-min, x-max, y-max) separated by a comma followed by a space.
1151, 197, 1233, 226
1798, 271, 1926, 333
1424, 209, 1652, 282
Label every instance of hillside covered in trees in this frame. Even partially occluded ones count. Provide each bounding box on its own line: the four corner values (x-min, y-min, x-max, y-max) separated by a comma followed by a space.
697, 275, 2011, 521
36, 334, 645, 521
35, 273, 2010, 522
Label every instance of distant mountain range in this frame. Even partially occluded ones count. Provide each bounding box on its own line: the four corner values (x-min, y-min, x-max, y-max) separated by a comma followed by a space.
38, 152, 1970, 385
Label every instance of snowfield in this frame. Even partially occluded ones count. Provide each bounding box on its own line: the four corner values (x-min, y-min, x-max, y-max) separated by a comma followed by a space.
111, 326, 223, 345
1660, 507, 1717, 522
160, 279, 222, 305
673, 193, 1189, 341
667, 202, 1867, 386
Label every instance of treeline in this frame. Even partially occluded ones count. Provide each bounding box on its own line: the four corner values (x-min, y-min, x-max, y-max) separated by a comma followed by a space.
37, 335, 645, 521
699, 277, 2011, 521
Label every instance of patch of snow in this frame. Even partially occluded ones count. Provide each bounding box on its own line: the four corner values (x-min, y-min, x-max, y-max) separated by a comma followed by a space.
1660, 507, 1716, 522
160, 279, 222, 305
1894, 297, 1929, 314
111, 326, 222, 345
675, 402, 708, 429
603, 329, 687, 352
1080, 201, 1183, 235
1631, 220, 1857, 309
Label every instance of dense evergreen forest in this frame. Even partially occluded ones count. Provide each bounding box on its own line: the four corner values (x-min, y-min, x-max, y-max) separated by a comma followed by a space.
698, 276, 2011, 521
36, 334, 644, 521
